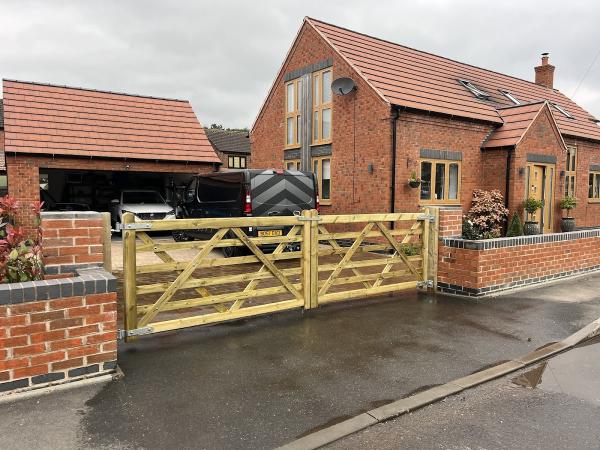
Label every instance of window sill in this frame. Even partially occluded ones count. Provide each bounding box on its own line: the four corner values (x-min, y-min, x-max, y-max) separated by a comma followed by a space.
284, 144, 301, 150
418, 200, 461, 207
588, 199, 600, 204
311, 140, 332, 147
320, 200, 332, 206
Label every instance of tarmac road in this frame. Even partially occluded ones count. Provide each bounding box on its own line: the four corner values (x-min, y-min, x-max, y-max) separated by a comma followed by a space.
0, 273, 599, 449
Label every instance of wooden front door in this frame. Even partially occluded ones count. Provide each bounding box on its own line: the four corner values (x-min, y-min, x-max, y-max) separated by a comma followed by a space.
527, 164, 555, 233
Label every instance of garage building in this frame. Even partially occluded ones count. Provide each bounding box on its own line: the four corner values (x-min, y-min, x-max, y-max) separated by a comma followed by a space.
0, 79, 221, 229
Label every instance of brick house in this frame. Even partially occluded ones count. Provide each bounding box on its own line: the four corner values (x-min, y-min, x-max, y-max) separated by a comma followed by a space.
204, 127, 251, 169
0, 79, 221, 228
251, 18, 600, 231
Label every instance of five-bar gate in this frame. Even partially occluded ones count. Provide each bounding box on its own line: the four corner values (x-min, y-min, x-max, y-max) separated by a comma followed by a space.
121, 209, 438, 339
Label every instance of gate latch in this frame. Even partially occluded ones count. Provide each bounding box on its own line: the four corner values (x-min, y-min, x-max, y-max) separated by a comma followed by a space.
117, 327, 154, 340
416, 280, 434, 289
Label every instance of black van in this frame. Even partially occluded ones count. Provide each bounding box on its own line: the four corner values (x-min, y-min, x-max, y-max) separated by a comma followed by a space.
175, 169, 319, 256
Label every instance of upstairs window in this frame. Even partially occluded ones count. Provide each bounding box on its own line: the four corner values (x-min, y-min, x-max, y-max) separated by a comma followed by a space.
565, 146, 577, 196
500, 90, 521, 105
285, 78, 302, 148
552, 102, 574, 119
458, 79, 490, 100
312, 69, 332, 144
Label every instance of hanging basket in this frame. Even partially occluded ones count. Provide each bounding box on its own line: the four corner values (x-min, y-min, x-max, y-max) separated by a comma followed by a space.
408, 179, 421, 188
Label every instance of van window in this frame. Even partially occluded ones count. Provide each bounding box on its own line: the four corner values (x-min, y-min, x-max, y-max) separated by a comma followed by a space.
196, 175, 242, 202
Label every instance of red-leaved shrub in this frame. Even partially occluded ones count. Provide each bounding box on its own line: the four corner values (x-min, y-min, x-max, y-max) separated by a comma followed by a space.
465, 190, 509, 239
0, 197, 44, 283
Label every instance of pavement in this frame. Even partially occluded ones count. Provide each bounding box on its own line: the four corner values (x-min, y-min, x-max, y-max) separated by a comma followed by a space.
327, 335, 600, 449
0, 273, 600, 449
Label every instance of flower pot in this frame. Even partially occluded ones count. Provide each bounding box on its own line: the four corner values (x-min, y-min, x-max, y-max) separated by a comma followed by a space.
560, 217, 576, 232
523, 221, 540, 235
408, 180, 421, 188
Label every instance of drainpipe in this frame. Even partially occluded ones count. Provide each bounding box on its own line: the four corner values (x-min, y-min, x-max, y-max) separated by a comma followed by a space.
504, 148, 512, 209
390, 107, 400, 215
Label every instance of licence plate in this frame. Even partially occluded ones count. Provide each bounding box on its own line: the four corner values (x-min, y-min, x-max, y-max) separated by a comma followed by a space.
258, 229, 283, 237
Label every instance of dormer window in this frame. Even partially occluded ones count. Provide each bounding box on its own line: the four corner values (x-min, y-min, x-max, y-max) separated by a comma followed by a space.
551, 102, 574, 119
458, 79, 490, 100
500, 90, 521, 105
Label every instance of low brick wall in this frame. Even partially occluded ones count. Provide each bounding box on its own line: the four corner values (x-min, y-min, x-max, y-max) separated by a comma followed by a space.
0, 268, 117, 393
42, 211, 105, 274
438, 229, 600, 296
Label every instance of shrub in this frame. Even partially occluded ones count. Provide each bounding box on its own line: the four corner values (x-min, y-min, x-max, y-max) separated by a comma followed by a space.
523, 197, 544, 221
506, 213, 524, 237
559, 196, 577, 216
0, 197, 44, 283
465, 190, 509, 237
462, 218, 481, 240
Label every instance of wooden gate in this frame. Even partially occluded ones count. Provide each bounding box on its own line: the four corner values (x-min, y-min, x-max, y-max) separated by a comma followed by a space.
121, 209, 438, 339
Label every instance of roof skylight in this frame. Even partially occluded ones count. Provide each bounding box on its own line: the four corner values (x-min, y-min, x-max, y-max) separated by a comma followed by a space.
551, 102, 574, 119
500, 90, 521, 105
458, 79, 490, 100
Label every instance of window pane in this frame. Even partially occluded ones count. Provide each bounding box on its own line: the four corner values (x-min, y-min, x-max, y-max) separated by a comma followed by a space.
313, 74, 320, 106
313, 111, 319, 141
435, 163, 445, 200
590, 173, 594, 198
420, 162, 432, 200
596, 174, 600, 198
286, 161, 294, 170
287, 117, 294, 145
228, 156, 233, 168
449, 164, 459, 200
322, 108, 331, 140
286, 83, 294, 113
321, 159, 331, 200
240, 157, 246, 168
565, 177, 570, 197
233, 156, 240, 168
322, 70, 332, 103
297, 116, 302, 144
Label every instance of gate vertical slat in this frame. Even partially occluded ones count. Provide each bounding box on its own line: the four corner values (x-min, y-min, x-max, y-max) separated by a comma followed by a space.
309, 209, 319, 308
122, 212, 138, 341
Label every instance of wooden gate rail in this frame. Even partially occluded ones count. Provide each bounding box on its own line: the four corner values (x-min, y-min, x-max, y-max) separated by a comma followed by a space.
121, 208, 438, 339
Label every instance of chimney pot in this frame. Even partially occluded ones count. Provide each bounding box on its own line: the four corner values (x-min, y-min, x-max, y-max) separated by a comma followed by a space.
535, 53, 555, 89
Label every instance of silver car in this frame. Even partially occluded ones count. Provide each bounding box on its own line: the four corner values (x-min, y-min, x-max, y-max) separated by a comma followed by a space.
111, 189, 176, 229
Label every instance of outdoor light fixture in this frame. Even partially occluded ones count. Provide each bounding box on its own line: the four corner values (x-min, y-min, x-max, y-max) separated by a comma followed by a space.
560, 170, 565, 178
368, 164, 374, 174
518, 167, 526, 176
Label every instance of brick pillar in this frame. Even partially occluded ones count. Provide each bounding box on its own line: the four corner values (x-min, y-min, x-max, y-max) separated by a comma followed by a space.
438, 207, 463, 238
6, 156, 40, 230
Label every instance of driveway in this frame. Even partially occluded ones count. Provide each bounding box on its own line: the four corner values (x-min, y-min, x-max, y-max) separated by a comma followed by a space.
1, 274, 600, 449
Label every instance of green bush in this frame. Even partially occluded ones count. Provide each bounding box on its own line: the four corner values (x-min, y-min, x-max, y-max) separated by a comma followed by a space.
559, 196, 577, 217
462, 218, 481, 240
506, 213, 524, 237
523, 197, 543, 221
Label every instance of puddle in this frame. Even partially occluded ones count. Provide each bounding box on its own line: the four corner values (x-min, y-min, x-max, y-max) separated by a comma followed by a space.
511, 336, 600, 404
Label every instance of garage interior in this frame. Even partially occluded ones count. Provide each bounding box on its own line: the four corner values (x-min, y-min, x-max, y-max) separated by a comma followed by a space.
40, 168, 196, 214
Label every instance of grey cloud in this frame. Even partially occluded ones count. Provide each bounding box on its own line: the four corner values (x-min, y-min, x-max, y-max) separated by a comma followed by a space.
1, 0, 599, 128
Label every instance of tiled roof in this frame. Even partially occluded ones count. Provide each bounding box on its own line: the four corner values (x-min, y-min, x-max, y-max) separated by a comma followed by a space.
306, 18, 600, 143
483, 102, 548, 148
204, 128, 251, 154
1, 79, 221, 163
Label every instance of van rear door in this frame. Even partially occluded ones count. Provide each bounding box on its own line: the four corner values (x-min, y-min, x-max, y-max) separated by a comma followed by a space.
250, 170, 315, 217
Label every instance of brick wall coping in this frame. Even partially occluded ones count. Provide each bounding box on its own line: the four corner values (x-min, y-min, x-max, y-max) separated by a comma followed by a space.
41, 211, 103, 219
0, 268, 116, 305
442, 228, 600, 250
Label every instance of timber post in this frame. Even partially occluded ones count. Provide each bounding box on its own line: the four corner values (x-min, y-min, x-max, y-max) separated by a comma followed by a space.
122, 212, 138, 341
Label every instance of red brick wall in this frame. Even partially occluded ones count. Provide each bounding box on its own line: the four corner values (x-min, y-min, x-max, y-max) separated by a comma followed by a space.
6, 154, 214, 228
251, 23, 392, 215
438, 207, 463, 238
438, 231, 600, 296
0, 291, 117, 393
42, 213, 105, 273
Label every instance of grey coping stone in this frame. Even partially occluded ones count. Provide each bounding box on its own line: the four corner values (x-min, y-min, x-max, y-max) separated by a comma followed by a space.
103, 361, 117, 371
41, 211, 102, 219
278, 413, 378, 450
68, 364, 100, 378
0, 268, 115, 305
0, 378, 29, 392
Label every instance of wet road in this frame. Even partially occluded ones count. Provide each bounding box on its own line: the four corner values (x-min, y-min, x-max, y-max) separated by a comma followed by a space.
330, 335, 600, 449
1, 274, 600, 449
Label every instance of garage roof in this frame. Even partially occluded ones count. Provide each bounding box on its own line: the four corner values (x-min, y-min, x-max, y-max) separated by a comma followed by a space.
305, 18, 600, 143
204, 128, 251, 155
1, 79, 221, 163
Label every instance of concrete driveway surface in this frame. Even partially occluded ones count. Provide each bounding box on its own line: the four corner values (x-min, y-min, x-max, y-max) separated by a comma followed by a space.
1, 274, 599, 449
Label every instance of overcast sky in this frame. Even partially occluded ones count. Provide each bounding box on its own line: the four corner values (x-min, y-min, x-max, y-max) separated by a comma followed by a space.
2, 0, 599, 128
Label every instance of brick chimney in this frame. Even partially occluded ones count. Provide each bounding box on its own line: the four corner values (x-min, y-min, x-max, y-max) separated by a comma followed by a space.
535, 53, 555, 89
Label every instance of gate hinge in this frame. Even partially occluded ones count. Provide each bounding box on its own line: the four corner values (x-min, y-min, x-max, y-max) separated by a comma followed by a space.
119, 222, 152, 230
417, 214, 436, 223
416, 280, 434, 289
117, 326, 154, 340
